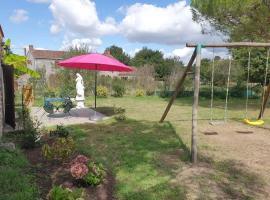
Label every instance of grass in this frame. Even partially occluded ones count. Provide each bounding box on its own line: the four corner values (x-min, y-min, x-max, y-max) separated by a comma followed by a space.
22, 94, 270, 199
70, 120, 187, 200
0, 148, 39, 200
67, 95, 269, 199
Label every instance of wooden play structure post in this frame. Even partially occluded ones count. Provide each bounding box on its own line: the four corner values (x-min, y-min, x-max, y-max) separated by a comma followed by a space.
191, 45, 202, 164
159, 49, 197, 123
160, 42, 270, 164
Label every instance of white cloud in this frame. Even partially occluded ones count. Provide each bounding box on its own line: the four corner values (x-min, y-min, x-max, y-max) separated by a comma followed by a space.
119, 1, 223, 45
172, 47, 194, 59
128, 48, 142, 57
27, 0, 50, 3
61, 38, 102, 51
49, 0, 118, 37
10, 9, 29, 24
171, 47, 229, 64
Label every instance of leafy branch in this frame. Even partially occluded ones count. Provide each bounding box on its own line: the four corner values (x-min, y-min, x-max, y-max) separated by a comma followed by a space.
2, 39, 40, 78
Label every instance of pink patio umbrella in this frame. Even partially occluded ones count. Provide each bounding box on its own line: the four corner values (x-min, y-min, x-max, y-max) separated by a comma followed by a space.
58, 53, 133, 108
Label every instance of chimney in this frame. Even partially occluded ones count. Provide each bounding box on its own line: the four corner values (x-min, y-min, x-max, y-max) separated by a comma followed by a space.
29, 45, 34, 51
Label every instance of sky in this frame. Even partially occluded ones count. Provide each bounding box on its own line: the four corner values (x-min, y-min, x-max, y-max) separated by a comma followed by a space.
0, 0, 228, 63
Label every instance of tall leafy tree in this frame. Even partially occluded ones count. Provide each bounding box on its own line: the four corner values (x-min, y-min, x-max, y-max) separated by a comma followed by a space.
131, 47, 169, 79
191, 0, 270, 85
105, 45, 131, 65
191, 0, 270, 41
192, 0, 270, 118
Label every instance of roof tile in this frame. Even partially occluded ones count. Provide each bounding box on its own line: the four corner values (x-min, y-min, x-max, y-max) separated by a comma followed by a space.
31, 49, 65, 60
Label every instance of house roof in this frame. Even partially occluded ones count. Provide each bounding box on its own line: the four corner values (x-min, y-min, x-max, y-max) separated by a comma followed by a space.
0, 25, 4, 38
31, 49, 65, 60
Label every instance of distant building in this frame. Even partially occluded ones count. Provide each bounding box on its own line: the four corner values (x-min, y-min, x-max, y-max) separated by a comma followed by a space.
26, 46, 135, 80
26, 45, 65, 78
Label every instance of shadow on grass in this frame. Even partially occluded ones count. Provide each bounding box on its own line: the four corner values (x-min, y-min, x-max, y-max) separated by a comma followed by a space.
198, 156, 267, 199
94, 106, 115, 116
68, 119, 267, 200
69, 119, 188, 200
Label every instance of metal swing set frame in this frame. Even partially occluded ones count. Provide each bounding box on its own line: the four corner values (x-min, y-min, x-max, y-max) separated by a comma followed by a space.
159, 42, 270, 163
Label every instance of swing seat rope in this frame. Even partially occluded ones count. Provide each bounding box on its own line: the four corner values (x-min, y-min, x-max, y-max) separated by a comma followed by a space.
243, 49, 269, 126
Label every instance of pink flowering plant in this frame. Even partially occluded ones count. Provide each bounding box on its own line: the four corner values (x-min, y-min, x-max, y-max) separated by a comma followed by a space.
70, 155, 89, 165
69, 155, 105, 186
70, 162, 89, 179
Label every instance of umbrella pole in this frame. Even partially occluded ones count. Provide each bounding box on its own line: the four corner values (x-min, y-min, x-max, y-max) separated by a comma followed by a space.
95, 66, 97, 109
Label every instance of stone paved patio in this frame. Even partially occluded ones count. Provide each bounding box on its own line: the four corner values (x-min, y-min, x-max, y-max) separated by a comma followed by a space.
31, 107, 107, 127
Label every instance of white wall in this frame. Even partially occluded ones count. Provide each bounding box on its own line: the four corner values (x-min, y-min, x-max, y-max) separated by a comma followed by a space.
35, 59, 57, 78
27, 53, 57, 79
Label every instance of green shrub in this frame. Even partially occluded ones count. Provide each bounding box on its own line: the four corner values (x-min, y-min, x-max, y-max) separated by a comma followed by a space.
50, 125, 69, 138
83, 161, 105, 186
44, 88, 56, 97
135, 89, 145, 97
47, 185, 85, 200
115, 113, 126, 121
146, 90, 155, 96
114, 107, 125, 114
41, 137, 75, 161
159, 90, 171, 98
97, 85, 109, 98
112, 82, 125, 97
18, 108, 41, 149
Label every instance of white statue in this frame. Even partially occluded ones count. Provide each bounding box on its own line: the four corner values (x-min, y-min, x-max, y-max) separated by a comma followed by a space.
75, 73, 85, 108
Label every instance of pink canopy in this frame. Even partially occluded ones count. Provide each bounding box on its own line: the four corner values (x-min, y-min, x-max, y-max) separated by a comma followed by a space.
57, 53, 133, 109
58, 53, 133, 72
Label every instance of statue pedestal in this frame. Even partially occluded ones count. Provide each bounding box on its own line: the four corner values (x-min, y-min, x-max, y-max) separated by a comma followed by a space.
76, 95, 85, 108
76, 102, 85, 108
76, 99, 85, 108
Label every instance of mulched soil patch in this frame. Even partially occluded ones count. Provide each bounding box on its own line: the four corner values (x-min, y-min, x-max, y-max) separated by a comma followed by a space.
23, 140, 116, 200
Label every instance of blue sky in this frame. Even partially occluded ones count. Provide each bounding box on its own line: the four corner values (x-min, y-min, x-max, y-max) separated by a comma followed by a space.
0, 0, 224, 62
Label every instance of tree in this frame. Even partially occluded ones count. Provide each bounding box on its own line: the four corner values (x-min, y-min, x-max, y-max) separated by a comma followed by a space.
200, 57, 244, 86
192, 1, 270, 117
191, 0, 270, 41
191, 0, 270, 85
105, 45, 131, 65
131, 47, 181, 79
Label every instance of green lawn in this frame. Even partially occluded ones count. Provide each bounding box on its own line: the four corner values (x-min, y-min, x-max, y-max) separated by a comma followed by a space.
70, 120, 187, 200
63, 95, 269, 200
0, 148, 39, 200
16, 94, 270, 199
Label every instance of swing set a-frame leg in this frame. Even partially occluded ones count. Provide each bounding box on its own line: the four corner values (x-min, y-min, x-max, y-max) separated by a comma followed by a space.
258, 84, 270, 119
159, 49, 197, 123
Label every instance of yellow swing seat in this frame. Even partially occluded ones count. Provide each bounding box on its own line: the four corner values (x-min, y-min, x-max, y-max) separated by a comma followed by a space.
243, 118, 264, 126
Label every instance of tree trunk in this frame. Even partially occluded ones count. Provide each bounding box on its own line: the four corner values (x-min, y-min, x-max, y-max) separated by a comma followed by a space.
258, 84, 270, 119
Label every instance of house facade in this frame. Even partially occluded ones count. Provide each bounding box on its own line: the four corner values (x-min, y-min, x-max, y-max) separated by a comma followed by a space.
26, 45, 65, 78
0, 25, 5, 138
